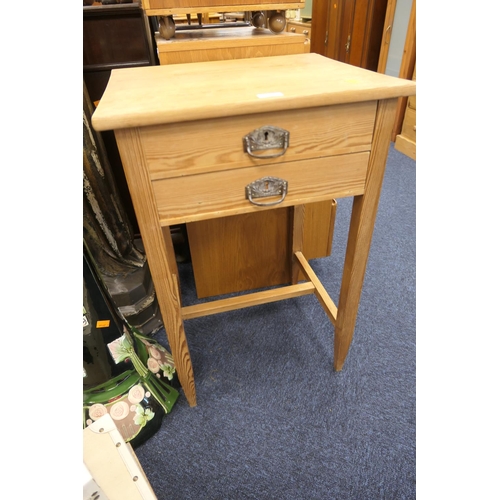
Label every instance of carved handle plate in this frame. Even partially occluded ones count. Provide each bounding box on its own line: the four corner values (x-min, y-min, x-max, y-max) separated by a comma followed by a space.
245, 176, 288, 207
243, 125, 290, 159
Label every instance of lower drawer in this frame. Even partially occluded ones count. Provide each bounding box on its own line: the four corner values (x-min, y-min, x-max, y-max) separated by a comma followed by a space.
153, 152, 369, 225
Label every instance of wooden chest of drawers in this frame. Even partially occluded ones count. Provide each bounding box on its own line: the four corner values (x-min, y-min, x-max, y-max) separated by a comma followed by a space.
286, 19, 311, 38
92, 53, 416, 407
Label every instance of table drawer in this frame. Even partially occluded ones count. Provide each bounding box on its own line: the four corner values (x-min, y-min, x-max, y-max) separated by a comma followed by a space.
141, 101, 376, 181
153, 152, 369, 225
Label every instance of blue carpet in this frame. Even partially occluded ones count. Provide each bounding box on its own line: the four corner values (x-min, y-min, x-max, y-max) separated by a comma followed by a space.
135, 143, 416, 500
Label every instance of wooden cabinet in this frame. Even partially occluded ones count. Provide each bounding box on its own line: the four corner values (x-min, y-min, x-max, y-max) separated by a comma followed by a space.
286, 19, 312, 39
395, 65, 416, 159
311, 0, 388, 71
83, 2, 157, 103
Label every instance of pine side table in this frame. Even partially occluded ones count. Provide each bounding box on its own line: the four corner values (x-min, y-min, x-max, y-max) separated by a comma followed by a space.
92, 53, 416, 407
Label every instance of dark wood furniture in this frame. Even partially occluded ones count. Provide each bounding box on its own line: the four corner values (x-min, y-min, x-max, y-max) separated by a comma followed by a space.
84, 2, 157, 103
84, 2, 158, 233
310, 0, 388, 71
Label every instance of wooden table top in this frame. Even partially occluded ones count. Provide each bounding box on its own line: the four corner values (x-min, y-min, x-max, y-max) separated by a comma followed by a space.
92, 53, 416, 131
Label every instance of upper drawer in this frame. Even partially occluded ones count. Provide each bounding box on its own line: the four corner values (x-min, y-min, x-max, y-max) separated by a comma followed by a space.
140, 101, 376, 180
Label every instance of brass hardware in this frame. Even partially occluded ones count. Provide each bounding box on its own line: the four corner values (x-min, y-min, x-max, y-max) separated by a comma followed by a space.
245, 176, 288, 206
243, 125, 290, 159
345, 34, 351, 53
385, 25, 392, 44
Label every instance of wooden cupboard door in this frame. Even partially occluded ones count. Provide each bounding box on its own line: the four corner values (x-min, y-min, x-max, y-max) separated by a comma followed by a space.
339, 0, 388, 71
336, 0, 356, 64
312, 0, 388, 71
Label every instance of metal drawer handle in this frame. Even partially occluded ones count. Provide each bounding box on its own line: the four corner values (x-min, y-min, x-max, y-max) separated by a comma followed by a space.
245, 176, 288, 206
243, 125, 290, 159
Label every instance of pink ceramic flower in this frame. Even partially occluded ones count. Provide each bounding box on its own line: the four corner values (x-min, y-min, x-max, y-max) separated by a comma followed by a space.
149, 346, 162, 360
88, 403, 107, 421
110, 401, 130, 421
128, 384, 145, 404
147, 358, 160, 373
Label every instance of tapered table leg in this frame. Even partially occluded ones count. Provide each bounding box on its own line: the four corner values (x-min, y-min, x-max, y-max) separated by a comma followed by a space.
334, 98, 398, 371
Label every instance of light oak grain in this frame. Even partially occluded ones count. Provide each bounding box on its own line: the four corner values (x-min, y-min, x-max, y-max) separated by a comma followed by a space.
92, 53, 416, 131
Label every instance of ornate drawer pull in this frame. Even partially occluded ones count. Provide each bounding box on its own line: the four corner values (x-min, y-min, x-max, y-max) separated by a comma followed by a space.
245, 176, 288, 206
243, 125, 290, 159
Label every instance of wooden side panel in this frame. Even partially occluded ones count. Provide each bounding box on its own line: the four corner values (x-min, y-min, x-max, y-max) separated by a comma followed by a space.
187, 208, 291, 298
187, 199, 336, 298
394, 134, 415, 160
400, 107, 416, 143
391, 0, 416, 141
302, 199, 336, 259
395, 63, 416, 160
